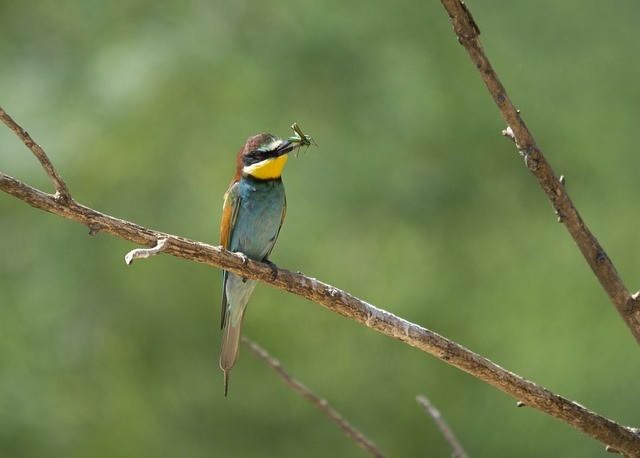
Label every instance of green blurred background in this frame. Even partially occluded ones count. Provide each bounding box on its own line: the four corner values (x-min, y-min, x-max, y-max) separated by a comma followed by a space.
1, 0, 639, 456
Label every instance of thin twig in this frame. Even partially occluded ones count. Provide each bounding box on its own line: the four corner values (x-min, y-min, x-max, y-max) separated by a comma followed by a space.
0, 107, 71, 200
125, 237, 170, 265
2, 111, 640, 456
416, 395, 468, 458
242, 337, 386, 458
438, 0, 640, 344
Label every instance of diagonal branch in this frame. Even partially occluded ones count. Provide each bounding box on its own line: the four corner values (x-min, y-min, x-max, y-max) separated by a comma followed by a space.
2, 108, 640, 456
0, 107, 71, 200
438, 0, 640, 344
416, 395, 468, 458
242, 337, 386, 458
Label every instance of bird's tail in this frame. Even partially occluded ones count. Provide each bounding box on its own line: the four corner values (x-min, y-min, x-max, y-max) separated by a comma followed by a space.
220, 274, 256, 396
220, 310, 244, 397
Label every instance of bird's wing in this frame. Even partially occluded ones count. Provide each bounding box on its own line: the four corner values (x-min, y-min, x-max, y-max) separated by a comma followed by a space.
220, 182, 242, 329
264, 195, 286, 261
220, 182, 241, 249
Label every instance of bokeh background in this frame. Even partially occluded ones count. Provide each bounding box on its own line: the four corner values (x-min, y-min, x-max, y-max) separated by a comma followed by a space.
1, 0, 639, 456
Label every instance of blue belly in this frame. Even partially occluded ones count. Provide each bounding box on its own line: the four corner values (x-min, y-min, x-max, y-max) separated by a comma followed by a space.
229, 178, 286, 261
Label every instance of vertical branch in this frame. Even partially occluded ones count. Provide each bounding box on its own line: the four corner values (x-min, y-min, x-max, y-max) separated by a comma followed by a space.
438, 0, 640, 344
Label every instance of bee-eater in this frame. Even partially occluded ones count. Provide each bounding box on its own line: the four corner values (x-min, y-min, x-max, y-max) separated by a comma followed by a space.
219, 127, 312, 396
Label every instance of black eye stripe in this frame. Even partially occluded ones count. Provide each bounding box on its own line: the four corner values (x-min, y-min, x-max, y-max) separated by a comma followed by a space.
243, 150, 269, 166
242, 138, 289, 166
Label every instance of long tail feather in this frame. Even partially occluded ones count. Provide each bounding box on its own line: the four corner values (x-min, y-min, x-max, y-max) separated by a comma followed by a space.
219, 274, 256, 396
223, 370, 230, 397
220, 314, 244, 397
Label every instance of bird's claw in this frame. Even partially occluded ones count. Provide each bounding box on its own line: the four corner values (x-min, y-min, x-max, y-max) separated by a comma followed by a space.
263, 259, 279, 281
236, 252, 249, 282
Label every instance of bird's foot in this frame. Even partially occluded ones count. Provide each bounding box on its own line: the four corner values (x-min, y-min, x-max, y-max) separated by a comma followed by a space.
263, 259, 279, 281
236, 252, 250, 282
237, 252, 249, 265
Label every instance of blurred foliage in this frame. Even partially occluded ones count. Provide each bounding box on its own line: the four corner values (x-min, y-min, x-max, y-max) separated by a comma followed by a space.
1, 0, 640, 456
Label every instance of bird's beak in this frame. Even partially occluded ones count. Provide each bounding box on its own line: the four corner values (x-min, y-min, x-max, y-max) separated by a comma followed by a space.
274, 139, 297, 156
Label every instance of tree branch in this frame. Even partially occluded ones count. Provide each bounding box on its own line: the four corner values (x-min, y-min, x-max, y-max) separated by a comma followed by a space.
242, 337, 386, 458
0, 107, 71, 200
416, 395, 468, 458
439, 0, 640, 344
125, 237, 170, 265
2, 104, 640, 455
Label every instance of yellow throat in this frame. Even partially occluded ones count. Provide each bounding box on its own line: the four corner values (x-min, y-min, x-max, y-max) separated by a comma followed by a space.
243, 154, 288, 180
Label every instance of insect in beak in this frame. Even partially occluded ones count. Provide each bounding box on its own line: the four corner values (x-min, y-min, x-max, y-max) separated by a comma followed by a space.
287, 123, 317, 157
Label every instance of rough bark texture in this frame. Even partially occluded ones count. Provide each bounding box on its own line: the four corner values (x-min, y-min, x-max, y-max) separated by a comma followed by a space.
3, 6, 640, 452
2, 170, 639, 456
439, 0, 640, 346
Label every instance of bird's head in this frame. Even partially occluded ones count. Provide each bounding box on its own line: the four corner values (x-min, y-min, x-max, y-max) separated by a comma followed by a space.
234, 133, 299, 181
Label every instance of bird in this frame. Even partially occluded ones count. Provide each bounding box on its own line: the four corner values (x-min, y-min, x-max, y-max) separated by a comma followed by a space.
219, 126, 313, 396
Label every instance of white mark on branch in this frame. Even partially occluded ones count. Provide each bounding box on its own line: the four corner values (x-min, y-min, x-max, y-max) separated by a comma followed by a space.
364, 305, 411, 340
327, 286, 339, 298
502, 126, 540, 170
125, 237, 170, 265
501, 126, 515, 142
